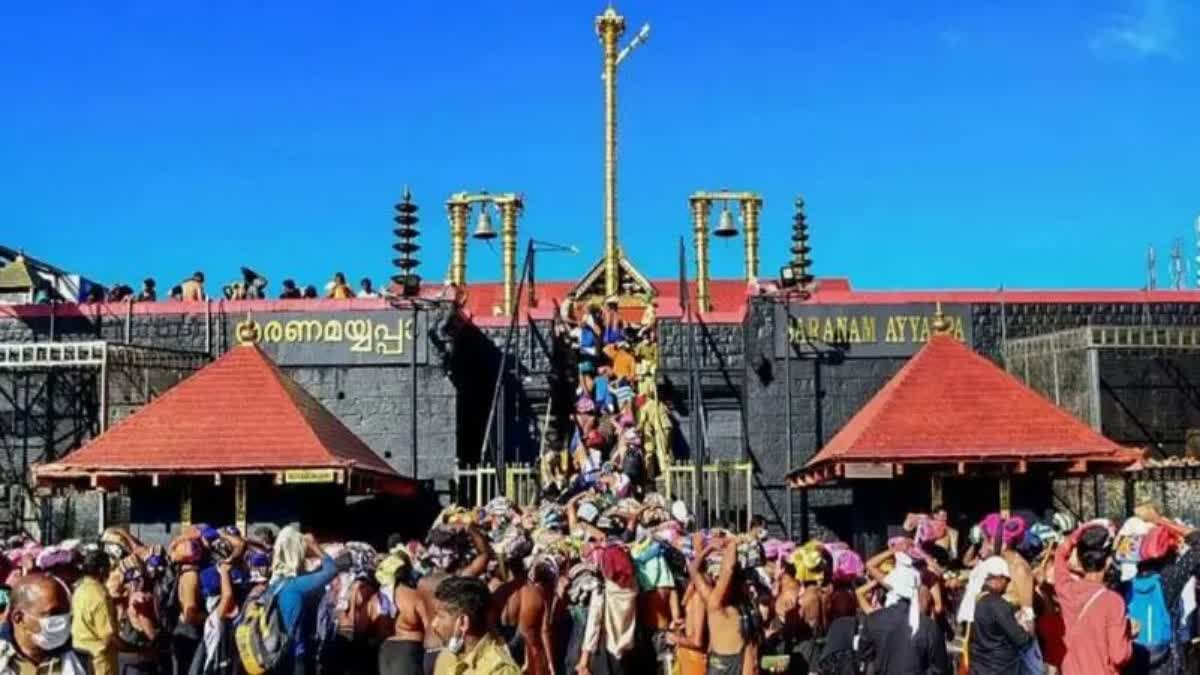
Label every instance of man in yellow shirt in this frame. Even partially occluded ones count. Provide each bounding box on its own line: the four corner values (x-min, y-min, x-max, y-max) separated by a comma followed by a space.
603, 342, 637, 382
432, 577, 520, 675
71, 549, 118, 675
327, 272, 354, 299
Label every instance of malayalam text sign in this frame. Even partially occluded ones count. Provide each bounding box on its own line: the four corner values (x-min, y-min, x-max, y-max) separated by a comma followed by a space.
233, 310, 429, 366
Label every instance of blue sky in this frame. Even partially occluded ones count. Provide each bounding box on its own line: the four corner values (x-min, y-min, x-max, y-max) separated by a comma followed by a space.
3, 0, 1198, 291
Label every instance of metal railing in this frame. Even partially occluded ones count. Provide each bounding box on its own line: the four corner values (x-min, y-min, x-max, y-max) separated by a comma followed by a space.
0, 342, 108, 368
454, 461, 754, 529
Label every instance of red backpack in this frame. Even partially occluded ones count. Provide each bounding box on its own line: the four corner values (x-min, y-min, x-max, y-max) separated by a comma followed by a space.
597, 543, 635, 589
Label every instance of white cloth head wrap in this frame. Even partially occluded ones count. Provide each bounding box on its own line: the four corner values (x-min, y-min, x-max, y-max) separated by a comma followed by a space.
883, 554, 922, 636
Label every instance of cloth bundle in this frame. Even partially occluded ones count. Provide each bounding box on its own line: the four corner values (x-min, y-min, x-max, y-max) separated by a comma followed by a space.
495, 525, 533, 564
334, 542, 379, 612
630, 538, 675, 591
980, 513, 1028, 548
790, 542, 826, 584
824, 542, 864, 583
36, 540, 80, 570
737, 539, 765, 570
763, 538, 796, 563
424, 527, 471, 571
567, 563, 602, 604
1114, 516, 1154, 566
485, 496, 515, 520
903, 513, 947, 545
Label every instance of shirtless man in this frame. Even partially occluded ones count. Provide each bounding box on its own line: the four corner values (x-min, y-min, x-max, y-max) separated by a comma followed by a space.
380, 555, 428, 675
179, 272, 205, 302
490, 555, 554, 675
794, 574, 828, 671
670, 533, 709, 675
689, 538, 757, 675
418, 524, 493, 675
173, 552, 204, 674
998, 527, 1036, 633
767, 558, 801, 653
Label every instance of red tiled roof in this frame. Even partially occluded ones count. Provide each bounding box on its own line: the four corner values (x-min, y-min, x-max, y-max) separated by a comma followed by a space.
36, 345, 406, 484
461, 278, 754, 326
794, 333, 1140, 485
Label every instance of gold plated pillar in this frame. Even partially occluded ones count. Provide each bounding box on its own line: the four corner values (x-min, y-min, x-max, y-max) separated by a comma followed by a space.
447, 198, 469, 287
689, 196, 711, 312
180, 483, 192, 528
597, 8, 625, 298
234, 477, 247, 533
498, 197, 520, 316
741, 196, 762, 283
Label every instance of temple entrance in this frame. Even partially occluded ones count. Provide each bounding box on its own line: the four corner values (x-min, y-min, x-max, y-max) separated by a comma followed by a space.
188, 482, 234, 528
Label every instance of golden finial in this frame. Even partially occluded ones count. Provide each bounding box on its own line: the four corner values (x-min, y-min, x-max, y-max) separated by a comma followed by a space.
235, 312, 260, 345
931, 302, 951, 335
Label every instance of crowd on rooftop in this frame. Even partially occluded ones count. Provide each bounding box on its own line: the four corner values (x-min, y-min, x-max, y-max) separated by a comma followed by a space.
47, 271, 386, 305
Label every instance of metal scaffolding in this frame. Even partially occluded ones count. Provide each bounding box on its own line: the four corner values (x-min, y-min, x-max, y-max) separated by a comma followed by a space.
0, 341, 207, 535
1003, 325, 1200, 434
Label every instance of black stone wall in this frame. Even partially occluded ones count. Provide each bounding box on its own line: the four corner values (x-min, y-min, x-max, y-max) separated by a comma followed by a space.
8, 296, 1200, 544
744, 298, 1200, 544
971, 302, 1200, 358
742, 298, 909, 540
0, 304, 462, 489
1097, 350, 1200, 453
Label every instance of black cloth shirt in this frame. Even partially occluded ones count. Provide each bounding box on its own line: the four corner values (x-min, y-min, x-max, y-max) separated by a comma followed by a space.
968, 592, 1031, 675
859, 601, 950, 675
1157, 531, 1200, 609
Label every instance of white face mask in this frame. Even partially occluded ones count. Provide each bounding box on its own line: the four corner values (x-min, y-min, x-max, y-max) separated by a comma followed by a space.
30, 613, 71, 651
446, 617, 466, 654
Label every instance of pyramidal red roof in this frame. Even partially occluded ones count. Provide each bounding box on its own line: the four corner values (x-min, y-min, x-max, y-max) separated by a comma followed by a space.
37, 345, 402, 480
795, 333, 1140, 484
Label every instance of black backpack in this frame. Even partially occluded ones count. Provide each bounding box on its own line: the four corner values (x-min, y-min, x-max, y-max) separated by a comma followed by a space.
155, 562, 182, 636
620, 448, 645, 485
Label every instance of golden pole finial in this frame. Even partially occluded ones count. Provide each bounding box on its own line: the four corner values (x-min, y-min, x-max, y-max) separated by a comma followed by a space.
931, 301, 951, 335
597, 5, 626, 299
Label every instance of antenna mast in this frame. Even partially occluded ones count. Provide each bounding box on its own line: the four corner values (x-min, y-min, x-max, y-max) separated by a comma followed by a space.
1147, 245, 1157, 291
1171, 238, 1185, 290
1195, 216, 1200, 288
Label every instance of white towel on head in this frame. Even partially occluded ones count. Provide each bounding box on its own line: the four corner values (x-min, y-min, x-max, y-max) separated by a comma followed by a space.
883, 564, 922, 636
